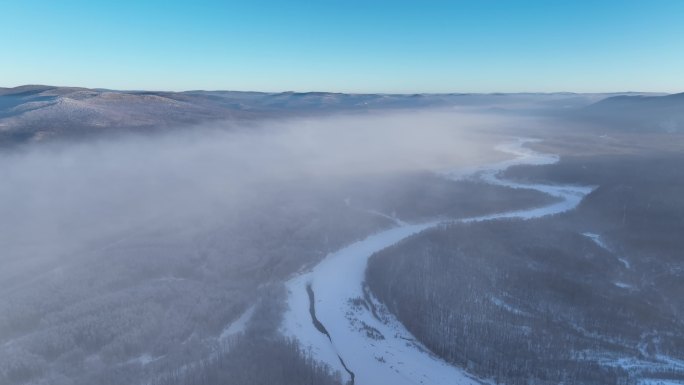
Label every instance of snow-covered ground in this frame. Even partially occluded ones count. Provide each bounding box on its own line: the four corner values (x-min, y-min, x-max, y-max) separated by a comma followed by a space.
582, 232, 632, 269
127, 353, 164, 367
219, 306, 255, 341
582, 232, 610, 250
280, 138, 595, 385
638, 380, 684, 385
585, 350, 684, 382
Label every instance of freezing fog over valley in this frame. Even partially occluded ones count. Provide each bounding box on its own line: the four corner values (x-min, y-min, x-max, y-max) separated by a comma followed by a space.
1, 87, 683, 385
5, 1, 684, 383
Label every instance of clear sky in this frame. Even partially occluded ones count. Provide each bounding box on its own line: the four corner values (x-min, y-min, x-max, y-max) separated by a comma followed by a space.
2, 0, 683, 93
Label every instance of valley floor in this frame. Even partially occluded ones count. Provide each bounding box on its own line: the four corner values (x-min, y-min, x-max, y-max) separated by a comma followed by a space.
280, 139, 594, 385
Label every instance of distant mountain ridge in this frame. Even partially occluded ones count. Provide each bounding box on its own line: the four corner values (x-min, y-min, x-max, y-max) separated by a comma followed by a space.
580, 92, 684, 132
0, 85, 668, 144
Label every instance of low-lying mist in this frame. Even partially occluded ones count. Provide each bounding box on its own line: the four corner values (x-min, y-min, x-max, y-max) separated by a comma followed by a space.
0, 109, 521, 272
0, 108, 560, 385
0, 108, 557, 384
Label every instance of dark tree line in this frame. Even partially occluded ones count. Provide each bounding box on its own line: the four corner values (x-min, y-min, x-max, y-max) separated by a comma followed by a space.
367, 150, 684, 385
155, 285, 343, 385
155, 335, 342, 385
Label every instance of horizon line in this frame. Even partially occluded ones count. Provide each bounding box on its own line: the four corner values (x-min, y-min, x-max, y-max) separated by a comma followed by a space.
0, 84, 677, 96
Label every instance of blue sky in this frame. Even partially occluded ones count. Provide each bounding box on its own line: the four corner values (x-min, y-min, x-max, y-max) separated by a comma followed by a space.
2, 0, 683, 93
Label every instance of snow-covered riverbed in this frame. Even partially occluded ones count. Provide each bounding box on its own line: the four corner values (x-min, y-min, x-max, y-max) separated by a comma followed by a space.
280, 138, 594, 385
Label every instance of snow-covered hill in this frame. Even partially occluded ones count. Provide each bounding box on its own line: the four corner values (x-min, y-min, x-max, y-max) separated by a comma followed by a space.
0, 85, 654, 144
579, 92, 684, 132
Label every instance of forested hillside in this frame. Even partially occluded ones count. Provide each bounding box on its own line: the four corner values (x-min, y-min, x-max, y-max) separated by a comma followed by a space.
367, 146, 684, 385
